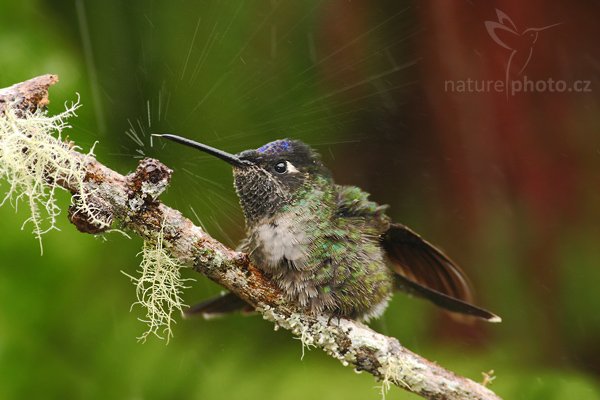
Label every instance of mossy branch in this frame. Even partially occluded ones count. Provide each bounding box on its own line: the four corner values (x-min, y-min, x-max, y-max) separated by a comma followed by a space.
0, 75, 502, 400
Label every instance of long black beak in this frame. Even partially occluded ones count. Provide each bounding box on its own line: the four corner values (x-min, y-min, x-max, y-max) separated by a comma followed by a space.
152, 134, 252, 168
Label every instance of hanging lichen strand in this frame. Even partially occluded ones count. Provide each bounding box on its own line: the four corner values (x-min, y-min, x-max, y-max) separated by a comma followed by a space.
124, 225, 192, 342
0, 100, 107, 253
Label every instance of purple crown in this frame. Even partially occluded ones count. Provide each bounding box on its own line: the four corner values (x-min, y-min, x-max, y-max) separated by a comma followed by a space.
256, 140, 293, 155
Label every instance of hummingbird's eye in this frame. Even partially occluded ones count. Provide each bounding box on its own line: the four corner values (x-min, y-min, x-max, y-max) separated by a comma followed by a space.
274, 161, 287, 174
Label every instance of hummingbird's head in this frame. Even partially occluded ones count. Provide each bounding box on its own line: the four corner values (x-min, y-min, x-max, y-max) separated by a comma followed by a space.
154, 134, 330, 224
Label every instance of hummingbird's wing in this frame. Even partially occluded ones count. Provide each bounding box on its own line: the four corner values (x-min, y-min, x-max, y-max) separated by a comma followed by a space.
184, 292, 253, 319
484, 19, 520, 51
381, 224, 500, 322
494, 9, 518, 31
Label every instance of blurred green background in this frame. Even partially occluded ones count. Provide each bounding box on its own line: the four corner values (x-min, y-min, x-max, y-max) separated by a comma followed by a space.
1, 0, 599, 399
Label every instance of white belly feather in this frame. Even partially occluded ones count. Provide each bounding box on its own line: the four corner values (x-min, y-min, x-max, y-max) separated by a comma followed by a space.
253, 216, 308, 268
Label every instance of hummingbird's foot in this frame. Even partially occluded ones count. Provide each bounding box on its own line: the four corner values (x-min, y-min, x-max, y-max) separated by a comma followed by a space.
326, 312, 342, 326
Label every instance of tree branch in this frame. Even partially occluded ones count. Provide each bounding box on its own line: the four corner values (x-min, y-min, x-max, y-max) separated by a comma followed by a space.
0, 75, 502, 400
0, 74, 58, 116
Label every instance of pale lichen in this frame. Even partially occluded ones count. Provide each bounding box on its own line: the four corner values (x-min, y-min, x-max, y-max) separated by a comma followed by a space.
481, 369, 496, 387
124, 225, 192, 342
0, 99, 105, 253
260, 305, 434, 400
378, 355, 409, 399
260, 307, 342, 361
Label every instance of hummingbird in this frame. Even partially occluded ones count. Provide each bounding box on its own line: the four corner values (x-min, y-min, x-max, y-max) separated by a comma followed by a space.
154, 134, 501, 323
485, 9, 561, 83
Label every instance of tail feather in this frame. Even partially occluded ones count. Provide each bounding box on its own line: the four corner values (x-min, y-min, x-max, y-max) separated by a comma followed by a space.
396, 275, 501, 322
382, 223, 501, 323
184, 292, 253, 319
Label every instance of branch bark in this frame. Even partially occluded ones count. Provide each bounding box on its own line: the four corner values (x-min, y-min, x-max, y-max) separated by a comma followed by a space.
0, 75, 502, 400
